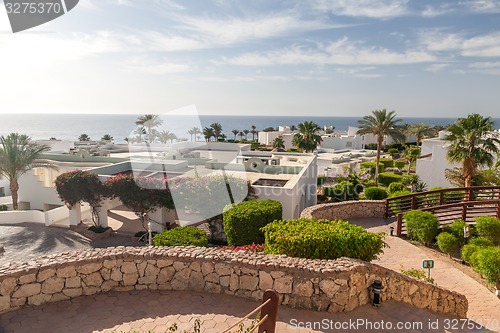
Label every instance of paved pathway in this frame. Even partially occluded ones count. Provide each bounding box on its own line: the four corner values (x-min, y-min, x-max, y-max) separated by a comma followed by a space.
350, 218, 500, 332
0, 290, 486, 333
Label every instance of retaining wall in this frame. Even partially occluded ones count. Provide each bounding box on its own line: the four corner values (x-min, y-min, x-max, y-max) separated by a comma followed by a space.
0, 247, 467, 317
301, 200, 386, 220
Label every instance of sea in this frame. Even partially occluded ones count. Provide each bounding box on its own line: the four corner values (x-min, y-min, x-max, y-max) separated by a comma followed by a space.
0, 114, 499, 144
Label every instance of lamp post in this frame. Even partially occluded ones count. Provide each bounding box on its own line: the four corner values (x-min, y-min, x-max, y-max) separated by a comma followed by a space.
370, 280, 384, 306
389, 226, 394, 236
148, 221, 153, 246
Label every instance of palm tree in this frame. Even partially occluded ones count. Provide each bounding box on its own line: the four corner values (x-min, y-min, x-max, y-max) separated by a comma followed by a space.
101, 134, 113, 142
231, 129, 239, 141
158, 130, 171, 144
167, 132, 177, 144
290, 125, 297, 132
135, 114, 163, 143
250, 125, 257, 141
357, 109, 405, 185
0, 133, 53, 210
243, 130, 250, 141
239, 131, 244, 140
408, 123, 435, 146
210, 123, 223, 142
187, 127, 200, 142
203, 127, 215, 142
292, 121, 322, 153
445, 113, 500, 187
78, 133, 90, 141
273, 137, 285, 150
133, 127, 146, 143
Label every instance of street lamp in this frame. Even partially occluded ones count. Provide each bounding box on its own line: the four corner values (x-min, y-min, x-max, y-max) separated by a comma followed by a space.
370, 280, 384, 307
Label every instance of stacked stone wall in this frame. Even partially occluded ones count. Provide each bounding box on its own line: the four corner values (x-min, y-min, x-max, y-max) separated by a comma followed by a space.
301, 200, 386, 220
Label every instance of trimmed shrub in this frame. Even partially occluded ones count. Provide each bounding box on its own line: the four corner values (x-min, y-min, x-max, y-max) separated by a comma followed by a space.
360, 162, 384, 175
323, 181, 361, 202
387, 148, 399, 157
378, 172, 403, 187
261, 218, 386, 262
389, 190, 412, 198
474, 216, 500, 244
402, 174, 418, 186
363, 187, 388, 200
443, 220, 467, 244
153, 226, 208, 247
461, 238, 494, 265
473, 246, 500, 286
394, 160, 406, 169
379, 158, 394, 168
403, 210, 439, 245
436, 232, 458, 256
317, 176, 325, 186
223, 200, 282, 246
0, 205, 7, 211
387, 182, 406, 195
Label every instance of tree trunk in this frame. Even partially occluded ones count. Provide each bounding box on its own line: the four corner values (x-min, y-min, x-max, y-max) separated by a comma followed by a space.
375, 136, 383, 186
9, 179, 19, 211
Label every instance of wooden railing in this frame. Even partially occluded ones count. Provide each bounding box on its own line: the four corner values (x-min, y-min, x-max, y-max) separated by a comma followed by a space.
384, 186, 500, 236
222, 289, 279, 333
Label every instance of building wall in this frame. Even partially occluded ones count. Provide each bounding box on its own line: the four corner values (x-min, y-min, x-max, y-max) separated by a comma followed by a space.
416, 138, 457, 188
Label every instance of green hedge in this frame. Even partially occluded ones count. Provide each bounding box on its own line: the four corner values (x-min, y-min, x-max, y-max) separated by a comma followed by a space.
473, 246, 500, 286
0, 205, 7, 212
379, 158, 394, 168
461, 237, 494, 265
474, 216, 500, 244
443, 220, 467, 245
401, 174, 418, 186
153, 226, 208, 247
394, 160, 406, 169
223, 200, 282, 246
387, 182, 406, 195
378, 172, 403, 187
363, 187, 388, 200
323, 181, 360, 202
261, 218, 386, 262
436, 232, 458, 256
360, 162, 384, 175
403, 211, 439, 245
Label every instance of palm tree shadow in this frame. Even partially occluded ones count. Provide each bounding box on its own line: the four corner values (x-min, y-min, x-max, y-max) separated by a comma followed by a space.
0, 223, 91, 256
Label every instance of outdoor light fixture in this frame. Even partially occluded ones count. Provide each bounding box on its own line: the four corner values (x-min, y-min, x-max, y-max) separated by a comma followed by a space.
389, 226, 394, 236
370, 280, 384, 307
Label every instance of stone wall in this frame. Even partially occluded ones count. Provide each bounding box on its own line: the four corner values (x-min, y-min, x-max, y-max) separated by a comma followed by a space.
301, 200, 386, 220
0, 247, 467, 317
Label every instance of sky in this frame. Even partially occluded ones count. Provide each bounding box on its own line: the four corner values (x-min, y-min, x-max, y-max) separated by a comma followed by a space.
0, 0, 500, 118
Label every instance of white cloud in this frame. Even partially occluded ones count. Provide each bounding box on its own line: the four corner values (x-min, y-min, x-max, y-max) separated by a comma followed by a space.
421, 5, 455, 17
468, 61, 500, 75
123, 56, 191, 74
311, 0, 409, 18
425, 63, 451, 72
219, 37, 436, 66
335, 66, 383, 78
462, 0, 500, 13
419, 30, 500, 57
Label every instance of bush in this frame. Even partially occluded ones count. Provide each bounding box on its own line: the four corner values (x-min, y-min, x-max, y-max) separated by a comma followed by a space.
223, 200, 282, 246
443, 220, 467, 244
317, 176, 325, 186
153, 226, 208, 247
474, 216, 500, 244
402, 174, 418, 186
403, 210, 439, 245
394, 160, 406, 169
460, 237, 494, 264
400, 265, 434, 284
379, 158, 394, 168
473, 246, 500, 286
363, 187, 388, 200
323, 181, 361, 202
388, 190, 412, 214
436, 232, 458, 256
261, 218, 386, 262
387, 182, 406, 195
0, 204, 7, 211
360, 162, 384, 175
387, 148, 399, 157
378, 172, 403, 187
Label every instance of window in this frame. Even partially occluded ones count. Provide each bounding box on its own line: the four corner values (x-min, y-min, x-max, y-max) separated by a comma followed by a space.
346, 141, 353, 148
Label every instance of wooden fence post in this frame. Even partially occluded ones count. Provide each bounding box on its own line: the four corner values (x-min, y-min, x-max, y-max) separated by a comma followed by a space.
462, 203, 467, 222
396, 214, 403, 236
497, 201, 500, 219
259, 290, 279, 333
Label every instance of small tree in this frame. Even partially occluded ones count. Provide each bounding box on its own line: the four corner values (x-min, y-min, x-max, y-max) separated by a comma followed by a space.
55, 170, 109, 226
78, 134, 91, 141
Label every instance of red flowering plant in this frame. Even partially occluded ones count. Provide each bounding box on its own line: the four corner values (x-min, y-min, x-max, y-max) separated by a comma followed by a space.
104, 174, 174, 230
54, 170, 110, 226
